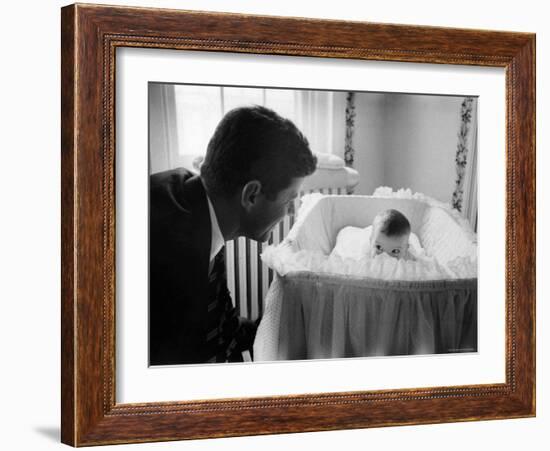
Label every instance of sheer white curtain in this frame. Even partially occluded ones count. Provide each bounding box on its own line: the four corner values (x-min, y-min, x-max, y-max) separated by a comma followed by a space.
462, 104, 478, 230
148, 84, 179, 174
148, 84, 342, 175
294, 90, 335, 155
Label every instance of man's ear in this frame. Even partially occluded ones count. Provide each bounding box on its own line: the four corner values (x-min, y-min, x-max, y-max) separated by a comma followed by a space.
241, 180, 262, 210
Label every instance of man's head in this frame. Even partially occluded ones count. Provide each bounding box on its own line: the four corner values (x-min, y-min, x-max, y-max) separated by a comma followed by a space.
201, 106, 317, 242
370, 209, 411, 259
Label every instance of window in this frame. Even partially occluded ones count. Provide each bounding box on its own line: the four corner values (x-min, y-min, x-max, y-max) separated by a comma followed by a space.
149, 83, 342, 174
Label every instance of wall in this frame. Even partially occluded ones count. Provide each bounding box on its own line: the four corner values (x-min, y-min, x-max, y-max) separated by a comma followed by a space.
383, 94, 464, 201
353, 92, 387, 194
2, 1, 546, 451
352, 93, 465, 203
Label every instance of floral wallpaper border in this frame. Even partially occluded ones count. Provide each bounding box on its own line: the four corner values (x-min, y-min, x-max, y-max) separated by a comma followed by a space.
344, 92, 356, 168
451, 97, 474, 212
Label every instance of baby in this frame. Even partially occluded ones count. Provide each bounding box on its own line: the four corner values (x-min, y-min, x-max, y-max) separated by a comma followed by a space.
369, 209, 413, 260
331, 209, 416, 261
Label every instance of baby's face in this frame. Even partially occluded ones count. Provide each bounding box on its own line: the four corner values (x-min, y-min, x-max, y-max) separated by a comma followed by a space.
371, 229, 409, 259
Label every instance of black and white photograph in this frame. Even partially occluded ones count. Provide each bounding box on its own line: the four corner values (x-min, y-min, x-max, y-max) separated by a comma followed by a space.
148, 83, 478, 366
2, 0, 545, 448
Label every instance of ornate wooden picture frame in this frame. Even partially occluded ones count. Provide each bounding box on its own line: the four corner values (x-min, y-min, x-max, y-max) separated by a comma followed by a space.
61, 3, 535, 446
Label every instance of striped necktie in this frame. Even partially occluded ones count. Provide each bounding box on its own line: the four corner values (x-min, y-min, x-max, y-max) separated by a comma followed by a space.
205, 246, 239, 363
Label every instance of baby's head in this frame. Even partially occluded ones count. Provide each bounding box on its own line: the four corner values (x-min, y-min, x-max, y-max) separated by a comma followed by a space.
370, 209, 411, 259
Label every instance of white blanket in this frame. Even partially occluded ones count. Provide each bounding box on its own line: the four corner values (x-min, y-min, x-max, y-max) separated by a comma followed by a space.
330, 225, 426, 261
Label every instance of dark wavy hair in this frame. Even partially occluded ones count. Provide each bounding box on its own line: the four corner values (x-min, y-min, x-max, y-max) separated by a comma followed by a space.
373, 209, 411, 237
200, 106, 317, 200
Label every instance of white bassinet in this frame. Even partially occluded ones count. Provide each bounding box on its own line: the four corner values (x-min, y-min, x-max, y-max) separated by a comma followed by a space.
254, 188, 478, 361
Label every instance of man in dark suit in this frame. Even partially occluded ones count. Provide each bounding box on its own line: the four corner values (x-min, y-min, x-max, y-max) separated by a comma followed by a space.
149, 106, 317, 365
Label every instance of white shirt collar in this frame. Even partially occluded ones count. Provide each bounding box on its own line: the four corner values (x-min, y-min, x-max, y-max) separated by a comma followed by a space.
205, 192, 225, 263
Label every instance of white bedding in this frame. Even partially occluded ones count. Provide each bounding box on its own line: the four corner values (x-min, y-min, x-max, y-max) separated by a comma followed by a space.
261, 188, 478, 281
330, 225, 426, 261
